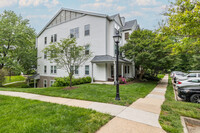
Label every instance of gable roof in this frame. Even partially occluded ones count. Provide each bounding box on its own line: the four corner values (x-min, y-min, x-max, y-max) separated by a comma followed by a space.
37, 8, 114, 37
121, 20, 137, 31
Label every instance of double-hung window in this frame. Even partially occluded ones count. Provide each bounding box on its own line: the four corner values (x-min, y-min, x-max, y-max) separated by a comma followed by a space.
85, 65, 89, 75
44, 79, 47, 88
75, 66, 79, 75
44, 37, 47, 44
51, 65, 57, 74
85, 45, 90, 55
44, 65, 47, 74
84, 24, 90, 36
70, 27, 79, 38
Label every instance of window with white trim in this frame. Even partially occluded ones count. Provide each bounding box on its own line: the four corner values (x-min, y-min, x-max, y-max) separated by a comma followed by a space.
43, 79, 47, 88
50, 65, 57, 74
85, 65, 89, 75
84, 24, 90, 36
75, 65, 79, 75
50, 80, 55, 87
44, 65, 47, 74
70, 27, 79, 38
85, 45, 90, 55
44, 37, 47, 44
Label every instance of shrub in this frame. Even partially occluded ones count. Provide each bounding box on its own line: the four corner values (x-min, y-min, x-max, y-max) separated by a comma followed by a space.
119, 77, 126, 84
126, 78, 134, 82
53, 76, 92, 87
20, 84, 30, 88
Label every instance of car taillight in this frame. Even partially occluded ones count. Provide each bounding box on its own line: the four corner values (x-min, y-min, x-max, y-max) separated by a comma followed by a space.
178, 81, 182, 84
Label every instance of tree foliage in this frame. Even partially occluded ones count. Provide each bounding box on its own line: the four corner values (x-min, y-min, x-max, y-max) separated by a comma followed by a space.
159, 0, 200, 71
0, 10, 37, 74
43, 37, 92, 87
121, 29, 173, 80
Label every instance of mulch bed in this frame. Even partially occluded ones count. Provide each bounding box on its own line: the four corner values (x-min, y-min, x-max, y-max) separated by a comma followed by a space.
63, 86, 79, 90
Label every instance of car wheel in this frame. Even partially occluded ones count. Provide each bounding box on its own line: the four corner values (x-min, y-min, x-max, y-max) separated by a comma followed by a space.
190, 94, 200, 103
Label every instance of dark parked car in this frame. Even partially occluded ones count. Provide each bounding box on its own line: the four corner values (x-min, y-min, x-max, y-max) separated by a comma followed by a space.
178, 86, 200, 103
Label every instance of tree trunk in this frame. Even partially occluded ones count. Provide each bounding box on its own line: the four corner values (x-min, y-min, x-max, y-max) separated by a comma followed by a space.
69, 74, 72, 88
139, 66, 144, 81
9, 70, 11, 81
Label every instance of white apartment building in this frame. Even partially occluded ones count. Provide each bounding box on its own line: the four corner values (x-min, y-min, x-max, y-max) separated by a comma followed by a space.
36, 8, 140, 87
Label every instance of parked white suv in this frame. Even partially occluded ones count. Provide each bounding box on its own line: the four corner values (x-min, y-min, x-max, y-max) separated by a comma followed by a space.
177, 73, 200, 82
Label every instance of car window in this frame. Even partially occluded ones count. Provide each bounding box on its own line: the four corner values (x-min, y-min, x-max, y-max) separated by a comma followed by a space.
188, 73, 196, 77
198, 74, 200, 77
188, 79, 199, 83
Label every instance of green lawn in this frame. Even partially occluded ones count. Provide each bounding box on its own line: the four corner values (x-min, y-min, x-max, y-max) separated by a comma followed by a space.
159, 77, 200, 133
0, 95, 112, 133
4, 75, 26, 84
0, 81, 158, 106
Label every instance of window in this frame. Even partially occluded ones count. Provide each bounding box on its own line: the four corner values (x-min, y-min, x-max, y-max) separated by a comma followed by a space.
44, 52, 47, 59
70, 27, 79, 38
198, 74, 200, 77
51, 34, 57, 42
125, 32, 129, 40
54, 66, 57, 74
84, 24, 90, 36
188, 73, 196, 77
51, 35, 53, 42
128, 66, 130, 74
51, 65, 57, 74
85, 45, 90, 55
44, 65, 47, 74
75, 66, 79, 75
85, 65, 89, 75
50, 80, 55, 87
44, 37, 47, 44
51, 66, 53, 74
125, 66, 127, 73
43, 79, 47, 88
189, 79, 199, 83
54, 34, 57, 42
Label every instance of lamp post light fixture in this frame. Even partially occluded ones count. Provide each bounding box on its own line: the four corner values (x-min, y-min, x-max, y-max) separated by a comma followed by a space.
113, 30, 121, 100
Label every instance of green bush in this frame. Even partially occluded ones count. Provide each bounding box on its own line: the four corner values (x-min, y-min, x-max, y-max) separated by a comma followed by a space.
126, 78, 134, 82
0, 70, 6, 86
53, 76, 92, 87
20, 84, 30, 88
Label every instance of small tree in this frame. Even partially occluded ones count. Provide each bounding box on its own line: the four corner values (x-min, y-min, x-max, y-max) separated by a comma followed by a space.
43, 37, 92, 87
121, 29, 173, 80
0, 69, 6, 87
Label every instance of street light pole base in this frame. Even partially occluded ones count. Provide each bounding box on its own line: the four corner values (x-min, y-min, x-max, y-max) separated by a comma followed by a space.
115, 96, 120, 100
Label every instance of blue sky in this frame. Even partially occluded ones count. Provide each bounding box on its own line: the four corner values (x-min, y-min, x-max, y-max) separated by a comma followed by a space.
0, 0, 173, 34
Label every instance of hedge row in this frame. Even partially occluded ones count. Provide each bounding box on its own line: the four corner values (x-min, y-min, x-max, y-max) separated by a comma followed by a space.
53, 76, 91, 87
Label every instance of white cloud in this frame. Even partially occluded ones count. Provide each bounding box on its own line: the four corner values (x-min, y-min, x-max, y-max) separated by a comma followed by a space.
26, 14, 52, 19
0, 0, 59, 8
81, 0, 125, 12
135, 0, 160, 6
121, 11, 145, 18
0, 0, 17, 8
142, 5, 167, 12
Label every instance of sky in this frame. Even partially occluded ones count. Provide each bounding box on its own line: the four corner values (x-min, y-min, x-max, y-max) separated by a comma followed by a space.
0, 0, 173, 34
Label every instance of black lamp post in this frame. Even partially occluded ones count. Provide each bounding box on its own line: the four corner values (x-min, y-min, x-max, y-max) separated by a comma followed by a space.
113, 31, 121, 100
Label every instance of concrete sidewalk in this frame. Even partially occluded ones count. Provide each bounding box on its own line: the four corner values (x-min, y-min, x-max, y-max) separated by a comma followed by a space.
97, 75, 168, 133
0, 75, 168, 133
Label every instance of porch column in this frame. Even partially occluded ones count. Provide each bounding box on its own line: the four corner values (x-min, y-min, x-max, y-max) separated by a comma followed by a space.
91, 63, 94, 83
121, 63, 124, 77
114, 61, 116, 84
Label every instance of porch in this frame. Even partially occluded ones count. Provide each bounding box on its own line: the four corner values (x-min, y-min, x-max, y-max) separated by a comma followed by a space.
91, 55, 135, 84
